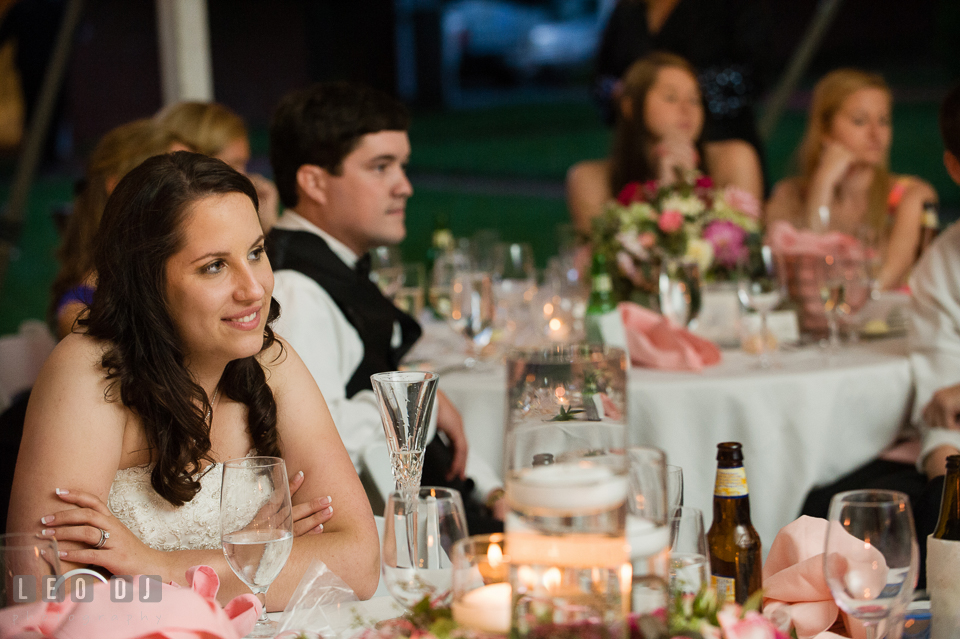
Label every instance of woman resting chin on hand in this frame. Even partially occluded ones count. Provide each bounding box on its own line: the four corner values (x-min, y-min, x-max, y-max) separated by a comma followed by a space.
766, 68, 938, 290
7, 152, 380, 608
567, 51, 763, 237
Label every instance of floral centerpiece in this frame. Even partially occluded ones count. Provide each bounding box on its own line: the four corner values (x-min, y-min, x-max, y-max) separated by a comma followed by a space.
591, 173, 762, 306
346, 588, 794, 639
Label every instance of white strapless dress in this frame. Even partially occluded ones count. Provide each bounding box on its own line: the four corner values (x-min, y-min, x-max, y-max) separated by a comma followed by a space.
107, 462, 227, 552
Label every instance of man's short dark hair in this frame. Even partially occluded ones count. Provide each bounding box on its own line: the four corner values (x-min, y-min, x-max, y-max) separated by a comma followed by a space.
940, 84, 960, 159
269, 82, 411, 209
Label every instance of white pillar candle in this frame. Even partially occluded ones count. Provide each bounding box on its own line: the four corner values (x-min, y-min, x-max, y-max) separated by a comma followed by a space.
506, 462, 628, 513
452, 582, 512, 634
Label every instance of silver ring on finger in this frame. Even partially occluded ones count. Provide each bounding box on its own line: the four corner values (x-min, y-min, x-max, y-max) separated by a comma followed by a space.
94, 527, 109, 549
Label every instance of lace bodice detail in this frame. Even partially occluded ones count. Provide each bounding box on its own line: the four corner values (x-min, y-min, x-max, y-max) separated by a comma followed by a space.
108, 451, 265, 553
107, 461, 229, 552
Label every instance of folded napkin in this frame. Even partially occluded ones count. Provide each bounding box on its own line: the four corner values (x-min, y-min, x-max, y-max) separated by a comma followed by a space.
0, 565, 260, 639
764, 516, 889, 639
766, 221, 865, 259
619, 302, 721, 371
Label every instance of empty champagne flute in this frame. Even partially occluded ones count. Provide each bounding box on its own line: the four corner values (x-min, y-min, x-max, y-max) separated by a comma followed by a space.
824, 490, 918, 639
814, 254, 845, 356
220, 456, 294, 638
381, 487, 468, 609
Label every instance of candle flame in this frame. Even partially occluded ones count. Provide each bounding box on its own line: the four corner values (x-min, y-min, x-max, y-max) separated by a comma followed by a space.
517, 566, 537, 590
543, 567, 562, 592
487, 543, 503, 568
554, 386, 566, 399
619, 563, 632, 595
549, 318, 562, 331
543, 302, 554, 316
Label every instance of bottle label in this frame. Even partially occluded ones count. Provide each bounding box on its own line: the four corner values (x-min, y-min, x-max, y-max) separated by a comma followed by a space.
592, 274, 612, 293
714, 467, 748, 498
712, 575, 736, 603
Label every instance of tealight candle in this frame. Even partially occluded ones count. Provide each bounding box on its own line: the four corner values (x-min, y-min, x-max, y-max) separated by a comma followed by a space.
451, 582, 512, 634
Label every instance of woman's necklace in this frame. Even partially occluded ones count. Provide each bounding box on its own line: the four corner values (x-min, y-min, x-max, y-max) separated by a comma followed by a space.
206, 387, 221, 425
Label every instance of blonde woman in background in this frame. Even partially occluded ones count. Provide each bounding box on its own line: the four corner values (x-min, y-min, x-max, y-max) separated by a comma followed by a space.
49, 119, 190, 338
567, 52, 763, 236
766, 69, 937, 290
157, 101, 280, 232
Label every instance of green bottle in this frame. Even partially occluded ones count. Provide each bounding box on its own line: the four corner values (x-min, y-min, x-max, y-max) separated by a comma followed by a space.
586, 252, 616, 343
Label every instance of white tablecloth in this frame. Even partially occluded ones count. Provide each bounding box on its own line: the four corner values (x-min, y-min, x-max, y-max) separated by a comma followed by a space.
440, 338, 914, 547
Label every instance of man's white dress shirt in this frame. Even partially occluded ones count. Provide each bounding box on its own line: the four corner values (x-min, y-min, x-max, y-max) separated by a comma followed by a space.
270, 211, 500, 498
909, 220, 960, 467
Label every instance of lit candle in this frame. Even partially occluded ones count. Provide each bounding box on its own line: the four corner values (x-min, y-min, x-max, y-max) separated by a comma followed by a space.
506, 462, 628, 513
452, 582, 512, 634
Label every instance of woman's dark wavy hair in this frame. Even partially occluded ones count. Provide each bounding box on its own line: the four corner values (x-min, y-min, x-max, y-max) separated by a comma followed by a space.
83, 151, 282, 506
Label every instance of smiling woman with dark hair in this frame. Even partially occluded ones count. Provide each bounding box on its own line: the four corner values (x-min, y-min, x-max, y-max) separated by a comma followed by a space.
7, 152, 380, 606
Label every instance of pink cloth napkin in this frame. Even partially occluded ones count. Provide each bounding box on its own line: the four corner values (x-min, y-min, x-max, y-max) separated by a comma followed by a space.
0, 565, 260, 639
619, 302, 721, 372
763, 516, 886, 639
766, 221, 865, 259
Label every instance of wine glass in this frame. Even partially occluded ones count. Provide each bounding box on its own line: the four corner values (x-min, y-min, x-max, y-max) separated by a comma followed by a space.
626, 446, 670, 613
371, 246, 405, 299
668, 507, 709, 598
381, 487, 468, 609
220, 456, 294, 638
824, 490, 918, 639
371, 371, 439, 497
0, 533, 60, 606
813, 253, 845, 357
737, 245, 784, 368
430, 249, 471, 321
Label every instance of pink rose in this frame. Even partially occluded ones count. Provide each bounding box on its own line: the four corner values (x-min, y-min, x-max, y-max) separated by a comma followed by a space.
702, 219, 748, 268
722, 186, 761, 219
658, 209, 684, 233
718, 609, 790, 639
616, 182, 643, 205
639, 231, 656, 248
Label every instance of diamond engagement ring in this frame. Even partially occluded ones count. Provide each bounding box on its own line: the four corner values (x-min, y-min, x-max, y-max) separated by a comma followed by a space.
94, 528, 109, 549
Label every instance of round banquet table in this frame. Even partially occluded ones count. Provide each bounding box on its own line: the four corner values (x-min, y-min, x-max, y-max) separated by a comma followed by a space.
439, 338, 913, 548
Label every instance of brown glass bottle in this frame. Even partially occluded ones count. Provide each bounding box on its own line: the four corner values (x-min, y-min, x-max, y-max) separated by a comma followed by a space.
706, 442, 762, 605
932, 455, 960, 540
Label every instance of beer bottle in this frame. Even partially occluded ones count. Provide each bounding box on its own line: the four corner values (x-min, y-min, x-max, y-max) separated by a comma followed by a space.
585, 252, 616, 344
707, 442, 762, 605
932, 455, 960, 540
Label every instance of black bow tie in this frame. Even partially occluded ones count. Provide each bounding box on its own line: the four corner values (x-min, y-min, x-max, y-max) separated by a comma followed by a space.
355, 253, 372, 280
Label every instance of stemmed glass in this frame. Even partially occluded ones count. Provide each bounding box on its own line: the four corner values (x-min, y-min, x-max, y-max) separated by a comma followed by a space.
666, 464, 684, 516
371, 371, 440, 497
737, 246, 784, 368
381, 487, 468, 609
824, 490, 918, 639
814, 254, 846, 357
0, 533, 60, 606
220, 456, 294, 638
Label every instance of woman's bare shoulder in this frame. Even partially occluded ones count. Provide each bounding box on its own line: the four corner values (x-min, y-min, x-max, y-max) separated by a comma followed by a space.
895, 174, 938, 204
567, 159, 610, 186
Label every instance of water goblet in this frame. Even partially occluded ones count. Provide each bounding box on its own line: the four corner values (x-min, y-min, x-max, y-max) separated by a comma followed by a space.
370, 246, 404, 299
824, 490, 918, 639
0, 533, 60, 606
381, 487, 468, 609
814, 254, 846, 358
668, 507, 709, 598
220, 456, 294, 638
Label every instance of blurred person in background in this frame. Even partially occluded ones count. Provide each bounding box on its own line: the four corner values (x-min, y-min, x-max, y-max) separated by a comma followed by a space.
157, 101, 280, 232
568, 52, 762, 235
594, 0, 770, 188
766, 69, 937, 290
49, 118, 190, 339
